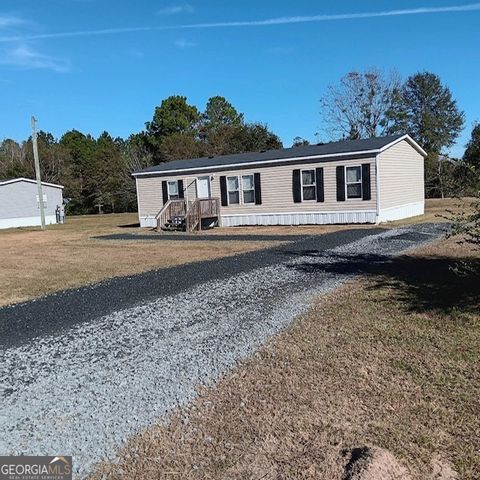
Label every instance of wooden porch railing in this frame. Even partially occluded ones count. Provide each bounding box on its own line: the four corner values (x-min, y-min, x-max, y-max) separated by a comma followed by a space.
185, 197, 220, 232
155, 199, 187, 231
156, 197, 220, 232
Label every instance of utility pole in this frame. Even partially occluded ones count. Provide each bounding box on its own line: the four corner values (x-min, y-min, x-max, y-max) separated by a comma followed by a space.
31, 116, 46, 230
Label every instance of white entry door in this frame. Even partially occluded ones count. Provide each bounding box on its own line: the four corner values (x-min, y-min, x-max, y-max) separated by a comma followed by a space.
197, 176, 211, 198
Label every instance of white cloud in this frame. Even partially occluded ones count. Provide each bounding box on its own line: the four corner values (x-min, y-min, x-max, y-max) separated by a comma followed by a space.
0, 45, 70, 72
0, 3, 479, 42
181, 3, 480, 28
0, 14, 25, 28
157, 3, 194, 15
174, 39, 196, 48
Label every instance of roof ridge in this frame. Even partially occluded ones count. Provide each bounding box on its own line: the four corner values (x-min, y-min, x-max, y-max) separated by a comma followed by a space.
134, 134, 414, 177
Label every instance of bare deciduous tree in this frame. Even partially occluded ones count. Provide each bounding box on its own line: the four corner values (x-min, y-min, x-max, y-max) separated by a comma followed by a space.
319, 69, 402, 140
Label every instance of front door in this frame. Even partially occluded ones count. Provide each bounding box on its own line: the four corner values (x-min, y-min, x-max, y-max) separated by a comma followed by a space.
197, 176, 211, 199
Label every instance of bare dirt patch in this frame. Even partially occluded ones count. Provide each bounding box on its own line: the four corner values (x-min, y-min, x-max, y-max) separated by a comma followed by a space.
91, 236, 479, 480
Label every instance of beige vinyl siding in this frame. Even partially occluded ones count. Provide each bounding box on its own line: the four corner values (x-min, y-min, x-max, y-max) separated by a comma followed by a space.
378, 139, 425, 210
185, 177, 198, 200
136, 176, 198, 217
136, 157, 376, 218
212, 159, 376, 214
136, 176, 163, 217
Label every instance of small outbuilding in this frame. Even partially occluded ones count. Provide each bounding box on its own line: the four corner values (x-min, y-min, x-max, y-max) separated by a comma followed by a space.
0, 177, 64, 229
133, 134, 426, 230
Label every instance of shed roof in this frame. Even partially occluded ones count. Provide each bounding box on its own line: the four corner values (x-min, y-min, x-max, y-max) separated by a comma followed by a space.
0, 177, 64, 189
134, 134, 426, 177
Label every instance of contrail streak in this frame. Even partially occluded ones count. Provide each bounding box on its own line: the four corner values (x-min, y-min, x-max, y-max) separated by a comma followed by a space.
0, 3, 478, 42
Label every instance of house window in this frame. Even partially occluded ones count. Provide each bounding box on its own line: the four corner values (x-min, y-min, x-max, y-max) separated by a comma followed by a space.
36, 193, 47, 209
167, 181, 179, 200
301, 169, 316, 201
227, 176, 240, 204
346, 166, 362, 199
242, 174, 255, 204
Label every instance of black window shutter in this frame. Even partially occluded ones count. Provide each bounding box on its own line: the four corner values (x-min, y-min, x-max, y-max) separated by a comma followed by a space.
162, 180, 168, 204
220, 176, 228, 206
254, 173, 262, 205
178, 179, 184, 199
336, 166, 346, 201
292, 170, 302, 203
315, 168, 324, 202
362, 164, 371, 200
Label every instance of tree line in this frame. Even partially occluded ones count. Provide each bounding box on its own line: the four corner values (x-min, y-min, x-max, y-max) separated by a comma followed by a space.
0, 96, 281, 214
0, 72, 479, 215
319, 69, 479, 199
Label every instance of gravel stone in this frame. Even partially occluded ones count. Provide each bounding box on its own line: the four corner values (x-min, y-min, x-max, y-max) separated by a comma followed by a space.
0, 224, 446, 478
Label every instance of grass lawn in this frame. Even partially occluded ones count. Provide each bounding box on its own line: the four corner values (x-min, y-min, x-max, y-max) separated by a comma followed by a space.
0, 213, 286, 307
92, 236, 480, 480
0, 198, 469, 307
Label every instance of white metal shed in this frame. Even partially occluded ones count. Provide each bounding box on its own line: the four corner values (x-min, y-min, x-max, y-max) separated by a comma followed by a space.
0, 178, 64, 229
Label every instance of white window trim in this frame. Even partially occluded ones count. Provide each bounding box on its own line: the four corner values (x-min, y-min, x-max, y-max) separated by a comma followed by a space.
167, 180, 180, 200
226, 174, 257, 206
226, 175, 240, 205
300, 169, 316, 202
345, 165, 363, 200
241, 174, 255, 204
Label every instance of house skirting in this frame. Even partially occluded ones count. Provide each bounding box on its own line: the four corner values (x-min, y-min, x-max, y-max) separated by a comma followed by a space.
0, 215, 57, 230
140, 215, 157, 228
141, 202, 424, 229
220, 210, 377, 227
377, 201, 424, 223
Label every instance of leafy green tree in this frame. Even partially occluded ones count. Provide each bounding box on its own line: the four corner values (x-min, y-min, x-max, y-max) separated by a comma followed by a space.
292, 137, 310, 147
464, 123, 480, 169
390, 72, 465, 198
159, 133, 204, 162
89, 132, 125, 212
203, 96, 244, 131
118, 133, 155, 211
395, 72, 464, 154
23, 132, 71, 185
146, 95, 201, 142
60, 130, 97, 213
0, 139, 30, 179
205, 123, 282, 156
237, 123, 282, 152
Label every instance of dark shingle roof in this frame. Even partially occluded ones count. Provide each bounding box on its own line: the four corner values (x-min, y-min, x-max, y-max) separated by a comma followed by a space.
134, 135, 407, 176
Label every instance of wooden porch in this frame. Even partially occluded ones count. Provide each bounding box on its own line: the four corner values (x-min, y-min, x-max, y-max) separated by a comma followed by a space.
155, 198, 221, 232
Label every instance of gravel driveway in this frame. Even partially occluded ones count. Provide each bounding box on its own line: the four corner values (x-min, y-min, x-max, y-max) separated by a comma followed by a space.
0, 224, 446, 478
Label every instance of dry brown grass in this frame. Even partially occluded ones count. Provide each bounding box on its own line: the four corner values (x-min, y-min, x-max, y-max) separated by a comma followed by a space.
0, 213, 283, 306
0, 198, 469, 307
91, 236, 480, 480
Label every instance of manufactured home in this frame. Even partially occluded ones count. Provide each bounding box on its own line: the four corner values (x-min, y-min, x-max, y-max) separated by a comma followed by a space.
0, 178, 64, 229
133, 134, 426, 230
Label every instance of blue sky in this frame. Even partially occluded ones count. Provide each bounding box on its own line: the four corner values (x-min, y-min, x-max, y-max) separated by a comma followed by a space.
0, 0, 479, 157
